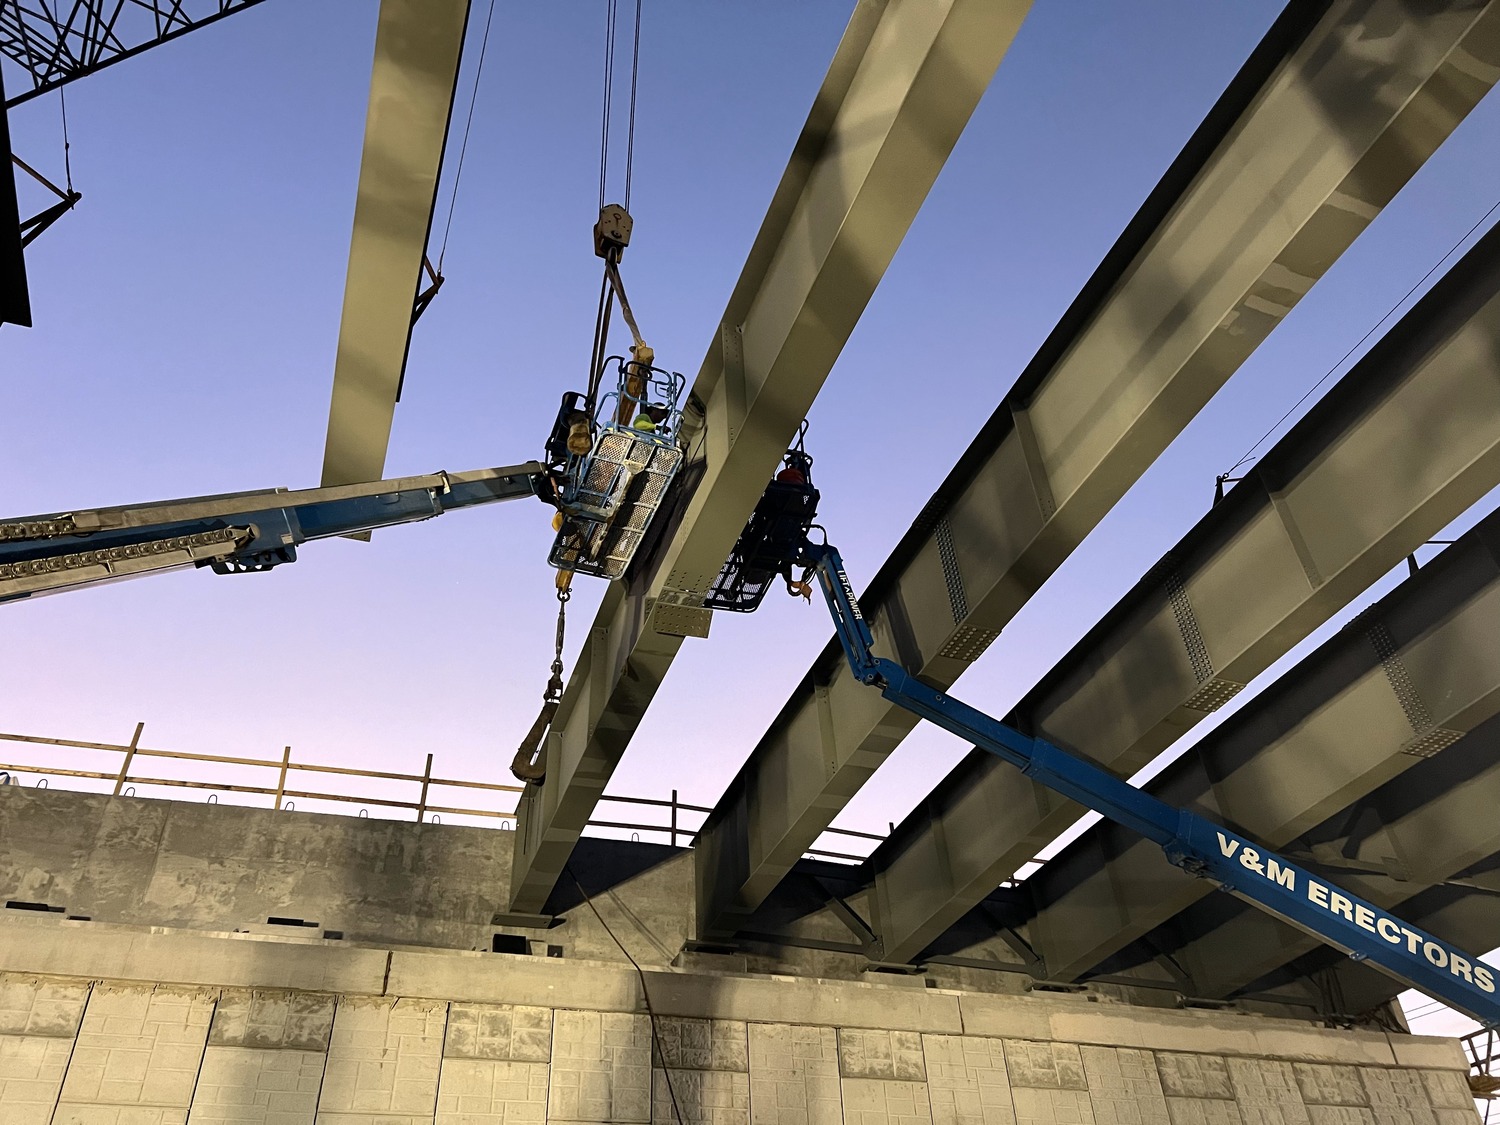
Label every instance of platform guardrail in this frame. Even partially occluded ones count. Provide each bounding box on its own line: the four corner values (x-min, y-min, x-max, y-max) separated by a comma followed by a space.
0, 725, 881, 862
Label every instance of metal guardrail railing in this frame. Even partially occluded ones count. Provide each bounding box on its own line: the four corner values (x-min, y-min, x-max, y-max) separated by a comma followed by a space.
0, 725, 882, 862
0, 724, 520, 822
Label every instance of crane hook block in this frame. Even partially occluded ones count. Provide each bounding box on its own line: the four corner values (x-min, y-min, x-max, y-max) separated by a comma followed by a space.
595, 204, 633, 260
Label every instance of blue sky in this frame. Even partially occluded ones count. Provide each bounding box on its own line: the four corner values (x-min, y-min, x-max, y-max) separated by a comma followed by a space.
5, 0, 1500, 1031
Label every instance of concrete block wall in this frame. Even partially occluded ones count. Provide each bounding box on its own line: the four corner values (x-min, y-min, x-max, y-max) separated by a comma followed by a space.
0, 970, 1478, 1125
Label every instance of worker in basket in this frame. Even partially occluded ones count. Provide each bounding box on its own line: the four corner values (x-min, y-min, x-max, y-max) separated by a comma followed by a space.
631, 403, 670, 434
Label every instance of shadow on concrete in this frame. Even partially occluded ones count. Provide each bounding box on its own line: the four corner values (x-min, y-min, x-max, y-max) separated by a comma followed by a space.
543, 836, 683, 915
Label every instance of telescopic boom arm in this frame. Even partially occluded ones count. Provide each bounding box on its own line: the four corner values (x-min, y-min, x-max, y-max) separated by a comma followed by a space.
800, 539, 1500, 1028
0, 462, 545, 603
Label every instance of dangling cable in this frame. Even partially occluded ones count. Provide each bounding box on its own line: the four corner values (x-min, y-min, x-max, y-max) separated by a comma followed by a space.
437, 0, 498, 273
585, 268, 615, 414
591, 0, 648, 422
58, 86, 73, 194
624, 0, 642, 210
1217, 194, 1500, 488
531, 2, 650, 779
598, 0, 642, 209
565, 865, 686, 1125
603, 257, 645, 352
598, 0, 618, 210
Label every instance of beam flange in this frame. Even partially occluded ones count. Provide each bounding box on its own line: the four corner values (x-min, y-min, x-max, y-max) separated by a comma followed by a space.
1149, 627, 1500, 1000
693, 0, 1500, 944
870, 207, 1500, 966
507, 0, 1032, 914
1281, 875, 1500, 1019
320, 0, 470, 488
1028, 498, 1500, 989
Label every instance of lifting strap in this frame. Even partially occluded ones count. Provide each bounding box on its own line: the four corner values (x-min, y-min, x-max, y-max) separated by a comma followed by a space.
603, 257, 645, 353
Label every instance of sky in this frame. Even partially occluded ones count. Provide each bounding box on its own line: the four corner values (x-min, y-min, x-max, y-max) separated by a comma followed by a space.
4, 1, 1500, 1039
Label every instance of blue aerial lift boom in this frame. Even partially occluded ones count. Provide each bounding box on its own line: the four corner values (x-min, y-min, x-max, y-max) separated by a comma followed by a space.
791, 532, 1500, 1027
0, 462, 544, 603
0, 344, 688, 606
709, 441, 1500, 1027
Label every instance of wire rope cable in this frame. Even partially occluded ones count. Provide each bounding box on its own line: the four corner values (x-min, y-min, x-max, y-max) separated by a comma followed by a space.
1219, 195, 1500, 484
58, 85, 73, 193
437, 0, 498, 273
565, 865, 686, 1125
598, 0, 643, 209
585, 269, 616, 411
624, 0, 642, 209
599, 0, 618, 210
587, 0, 646, 397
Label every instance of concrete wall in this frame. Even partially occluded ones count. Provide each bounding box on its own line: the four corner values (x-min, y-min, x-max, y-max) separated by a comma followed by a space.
0, 787, 1043, 999
0, 786, 516, 952
0, 786, 1481, 1124
0, 921, 1479, 1125
0, 781, 1427, 1027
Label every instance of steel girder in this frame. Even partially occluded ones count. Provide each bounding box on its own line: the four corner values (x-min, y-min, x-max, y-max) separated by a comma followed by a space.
693, 0, 1500, 945
0, 0, 269, 107
868, 206, 1500, 966
1265, 867, 1500, 1020
1027, 495, 1500, 990
318, 0, 469, 490
1170, 714, 1500, 1002
505, 0, 1031, 914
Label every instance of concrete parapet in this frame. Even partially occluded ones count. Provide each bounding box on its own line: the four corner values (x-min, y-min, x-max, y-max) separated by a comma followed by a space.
0, 914, 391, 995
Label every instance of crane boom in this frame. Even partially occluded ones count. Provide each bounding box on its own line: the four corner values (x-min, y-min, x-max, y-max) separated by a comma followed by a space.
795, 538, 1500, 1027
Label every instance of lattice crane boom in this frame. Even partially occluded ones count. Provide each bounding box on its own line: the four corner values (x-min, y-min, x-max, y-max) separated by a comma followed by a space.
0, 0, 269, 108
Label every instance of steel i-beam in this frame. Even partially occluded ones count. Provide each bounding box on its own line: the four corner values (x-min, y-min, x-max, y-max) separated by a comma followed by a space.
1170, 714, 1500, 1002
1280, 872, 1500, 1019
868, 205, 1500, 967
506, 0, 1032, 915
1130, 582, 1500, 1001
693, 0, 1500, 944
320, 0, 470, 489
1027, 495, 1500, 989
